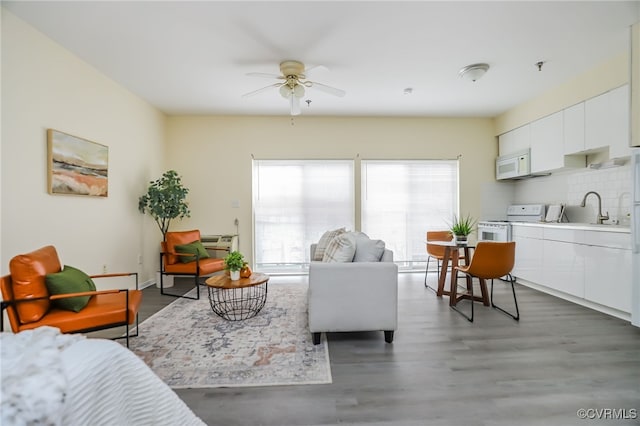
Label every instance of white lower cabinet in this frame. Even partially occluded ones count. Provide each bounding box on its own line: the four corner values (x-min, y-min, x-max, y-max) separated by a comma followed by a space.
542, 239, 585, 298
583, 232, 632, 312
512, 225, 543, 283
512, 224, 632, 315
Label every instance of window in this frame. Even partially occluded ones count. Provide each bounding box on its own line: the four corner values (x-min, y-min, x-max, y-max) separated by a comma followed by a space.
361, 160, 459, 269
253, 160, 354, 273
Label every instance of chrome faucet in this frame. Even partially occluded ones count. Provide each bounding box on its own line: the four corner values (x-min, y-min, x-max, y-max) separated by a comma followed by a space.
580, 191, 609, 224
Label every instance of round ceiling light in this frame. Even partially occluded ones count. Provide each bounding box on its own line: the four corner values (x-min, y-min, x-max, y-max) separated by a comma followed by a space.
459, 63, 490, 82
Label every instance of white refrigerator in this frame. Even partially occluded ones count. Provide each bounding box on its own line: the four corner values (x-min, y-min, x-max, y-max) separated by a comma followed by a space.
633, 149, 640, 327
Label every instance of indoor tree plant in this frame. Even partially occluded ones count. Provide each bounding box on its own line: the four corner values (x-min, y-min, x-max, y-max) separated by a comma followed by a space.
138, 170, 190, 241
224, 251, 245, 280
449, 213, 476, 243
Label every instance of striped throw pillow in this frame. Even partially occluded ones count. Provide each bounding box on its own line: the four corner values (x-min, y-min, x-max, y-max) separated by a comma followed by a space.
313, 227, 346, 261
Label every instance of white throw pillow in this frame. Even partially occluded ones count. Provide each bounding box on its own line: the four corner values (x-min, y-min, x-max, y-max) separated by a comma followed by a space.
313, 227, 346, 261
353, 233, 386, 262
322, 232, 357, 262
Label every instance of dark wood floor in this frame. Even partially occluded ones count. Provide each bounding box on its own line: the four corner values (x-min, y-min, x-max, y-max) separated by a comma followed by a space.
135, 273, 640, 426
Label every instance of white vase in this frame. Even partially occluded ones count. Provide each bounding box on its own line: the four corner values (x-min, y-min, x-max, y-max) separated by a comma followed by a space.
230, 270, 240, 281
155, 272, 174, 288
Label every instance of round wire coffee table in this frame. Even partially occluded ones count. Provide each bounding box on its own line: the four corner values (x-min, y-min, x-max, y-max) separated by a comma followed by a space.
205, 272, 269, 320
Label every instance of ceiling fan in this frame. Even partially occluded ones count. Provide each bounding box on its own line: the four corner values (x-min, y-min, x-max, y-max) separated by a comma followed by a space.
242, 60, 346, 116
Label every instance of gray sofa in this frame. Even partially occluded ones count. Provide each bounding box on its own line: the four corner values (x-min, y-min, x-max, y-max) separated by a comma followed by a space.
308, 243, 398, 344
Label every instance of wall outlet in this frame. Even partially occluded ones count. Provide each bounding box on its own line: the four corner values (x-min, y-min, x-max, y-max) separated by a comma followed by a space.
137, 254, 143, 264
102, 264, 107, 274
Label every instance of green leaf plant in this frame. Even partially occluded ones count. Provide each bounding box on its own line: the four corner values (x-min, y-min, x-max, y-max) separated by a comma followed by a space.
449, 213, 477, 237
138, 170, 190, 240
224, 251, 245, 272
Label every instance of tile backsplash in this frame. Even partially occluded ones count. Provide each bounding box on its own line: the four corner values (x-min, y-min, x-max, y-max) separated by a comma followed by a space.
512, 163, 631, 225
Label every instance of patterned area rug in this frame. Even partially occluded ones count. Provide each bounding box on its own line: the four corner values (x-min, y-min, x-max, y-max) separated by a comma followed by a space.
130, 282, 332, 389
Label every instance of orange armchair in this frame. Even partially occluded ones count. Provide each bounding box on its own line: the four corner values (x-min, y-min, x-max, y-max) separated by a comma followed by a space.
0, 245, 142, 347
160, 230, 225, 300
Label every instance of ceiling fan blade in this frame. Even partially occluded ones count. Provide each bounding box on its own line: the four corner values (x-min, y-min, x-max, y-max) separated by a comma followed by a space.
246, 72, 284, 79
306, 81, 346, 97
290, 96, 301, 116
304, 64, 329, 76
242, 83, 282, 98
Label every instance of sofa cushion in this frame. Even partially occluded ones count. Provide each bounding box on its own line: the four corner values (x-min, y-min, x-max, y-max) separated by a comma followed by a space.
165, 230, 201, 265
174, 240, 210, 263
353, 233, 386, 262
313, 228, 346, 261
45, 265, 97, 312
322, 232, 357, 262
8, 245, 61, 324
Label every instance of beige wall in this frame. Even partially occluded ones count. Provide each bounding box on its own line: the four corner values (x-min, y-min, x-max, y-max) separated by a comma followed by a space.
166, 115, 496, 265
495, 52, 629, 136
0, 10, 166, 285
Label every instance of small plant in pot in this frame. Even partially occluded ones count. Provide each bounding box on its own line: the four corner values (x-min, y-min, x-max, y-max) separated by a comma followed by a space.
224, 251, 245, 280
449, 213, 476, 243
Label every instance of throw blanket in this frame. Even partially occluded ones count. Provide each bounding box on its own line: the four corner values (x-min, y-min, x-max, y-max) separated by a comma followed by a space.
1, 326, 205, 426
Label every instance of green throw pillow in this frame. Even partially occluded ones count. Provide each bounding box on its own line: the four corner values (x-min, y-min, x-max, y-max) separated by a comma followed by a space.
175, 240, 210, 263
45, 265, 96, 312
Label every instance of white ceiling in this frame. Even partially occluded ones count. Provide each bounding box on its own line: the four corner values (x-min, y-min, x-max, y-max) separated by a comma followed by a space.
4, 1, 640, 117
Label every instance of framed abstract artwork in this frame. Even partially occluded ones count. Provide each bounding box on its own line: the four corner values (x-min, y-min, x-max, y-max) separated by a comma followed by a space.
47, 129, 109, 197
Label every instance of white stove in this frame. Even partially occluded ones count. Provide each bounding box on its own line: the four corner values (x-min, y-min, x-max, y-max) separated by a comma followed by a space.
478, 204, 546, 242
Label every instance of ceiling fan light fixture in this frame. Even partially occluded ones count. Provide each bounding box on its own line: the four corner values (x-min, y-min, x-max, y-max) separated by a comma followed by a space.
459, 63, 490, 82
279, 84, 292, 98
293, 84, 305, 98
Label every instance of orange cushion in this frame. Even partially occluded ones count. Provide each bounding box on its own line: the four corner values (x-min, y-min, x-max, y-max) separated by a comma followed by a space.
9, 246, 61, 324
164, 257, 225, 275
16, 289, 143, 333
165, 230, 201, 265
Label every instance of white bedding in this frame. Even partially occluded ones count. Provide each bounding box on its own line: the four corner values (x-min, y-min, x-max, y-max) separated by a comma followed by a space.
1, 326, 205, 426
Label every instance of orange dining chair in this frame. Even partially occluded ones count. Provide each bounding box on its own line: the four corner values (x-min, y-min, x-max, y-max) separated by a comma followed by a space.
452, 241, 519, 322
424, 230, 465, 292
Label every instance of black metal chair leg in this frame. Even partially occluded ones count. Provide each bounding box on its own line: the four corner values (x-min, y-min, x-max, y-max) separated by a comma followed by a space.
425, 257, 439, 292
160, 272, 200, 300
450, 271, 474, 322
424, 256, 430, 287
490, 274, 520, 321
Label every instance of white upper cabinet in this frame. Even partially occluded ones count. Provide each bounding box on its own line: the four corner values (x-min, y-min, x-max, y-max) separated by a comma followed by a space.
498, 84, 630, 178
530, 111, 584, 173
563, 102, 585, 154
530, 111, 562, 172
631, 23, 639, 147
585, 84, 630, 158
498, 124, 530, 156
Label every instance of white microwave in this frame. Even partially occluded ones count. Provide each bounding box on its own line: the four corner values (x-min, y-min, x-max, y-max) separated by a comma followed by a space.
496, 149, 531, 180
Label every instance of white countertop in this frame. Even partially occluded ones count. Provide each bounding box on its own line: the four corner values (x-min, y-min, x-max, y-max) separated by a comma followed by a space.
509, 221, 631, 233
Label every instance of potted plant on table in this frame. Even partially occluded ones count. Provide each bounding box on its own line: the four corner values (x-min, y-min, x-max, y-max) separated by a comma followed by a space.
449, 213, 476, 243
224, 251, 245, 281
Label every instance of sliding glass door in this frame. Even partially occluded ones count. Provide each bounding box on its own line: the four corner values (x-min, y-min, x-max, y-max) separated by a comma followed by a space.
361, 160, 459, 269
253, 160, 355, 273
